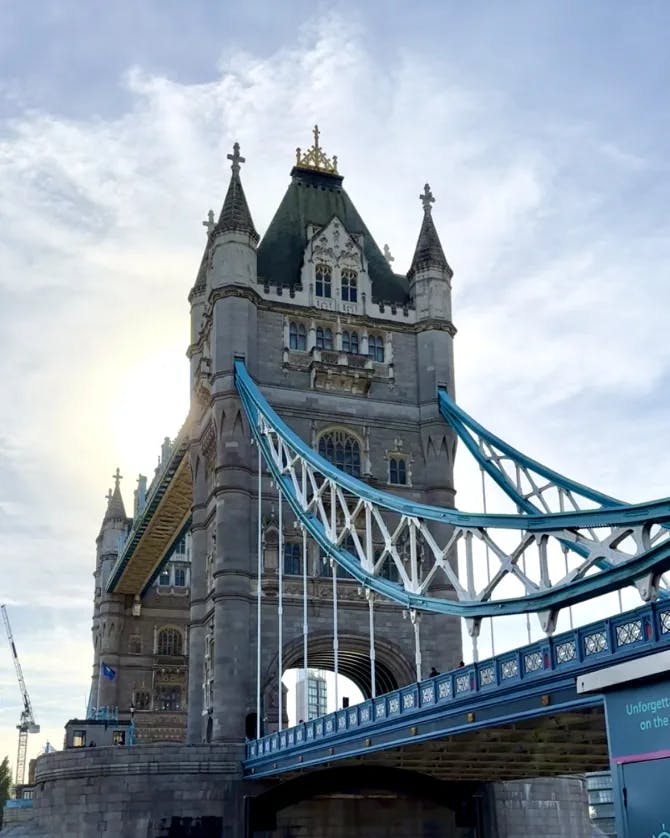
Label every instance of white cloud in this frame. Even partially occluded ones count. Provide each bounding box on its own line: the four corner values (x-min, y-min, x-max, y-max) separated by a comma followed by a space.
1, 10, 669, 766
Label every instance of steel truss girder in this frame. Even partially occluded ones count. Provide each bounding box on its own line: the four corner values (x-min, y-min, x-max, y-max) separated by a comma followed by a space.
235, 361, 670, 626
437, 388, 669, 605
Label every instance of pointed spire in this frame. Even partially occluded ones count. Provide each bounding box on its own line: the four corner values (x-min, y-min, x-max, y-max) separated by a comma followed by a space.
213, 142, 259, 243
408, 183, 452, 279
103, 469, 127, 523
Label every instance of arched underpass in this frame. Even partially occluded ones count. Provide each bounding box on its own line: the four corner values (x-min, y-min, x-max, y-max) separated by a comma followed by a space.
275, 632, 416, 699
248, 765, 486, 836
246, 710, 607, 836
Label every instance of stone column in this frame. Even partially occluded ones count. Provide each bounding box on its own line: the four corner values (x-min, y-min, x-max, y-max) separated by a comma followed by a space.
186, 500, 207, 743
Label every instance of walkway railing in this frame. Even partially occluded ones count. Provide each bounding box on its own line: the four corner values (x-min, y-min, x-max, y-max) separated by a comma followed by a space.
245, 601, 670, 770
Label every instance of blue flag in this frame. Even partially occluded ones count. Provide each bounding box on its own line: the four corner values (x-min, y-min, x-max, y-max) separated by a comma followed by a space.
101, 662, 116, 681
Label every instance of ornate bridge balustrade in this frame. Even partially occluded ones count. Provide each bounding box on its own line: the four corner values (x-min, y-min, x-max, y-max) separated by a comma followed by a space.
244, 600, 670, 778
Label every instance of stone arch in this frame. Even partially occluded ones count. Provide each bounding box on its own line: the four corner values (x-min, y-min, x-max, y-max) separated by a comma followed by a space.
267, 631, 415, 700
248, 766, 481, 833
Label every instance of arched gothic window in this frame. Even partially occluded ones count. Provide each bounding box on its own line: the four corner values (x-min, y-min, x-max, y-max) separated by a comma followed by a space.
389, 456, 408, 485
157, 627, 183, 656
316, 327, 333, 351
289, 322, 307, 351
315, 264, 332, 298
284, 543, 301, 575
154, 685, 181, 711
369, 335, 385, 363
318, 430, 361, 477
341, 269, 358, 302
342, 331, 359, 354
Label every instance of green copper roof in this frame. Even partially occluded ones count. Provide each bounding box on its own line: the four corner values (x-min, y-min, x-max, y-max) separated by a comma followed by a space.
257, 168, 409, 304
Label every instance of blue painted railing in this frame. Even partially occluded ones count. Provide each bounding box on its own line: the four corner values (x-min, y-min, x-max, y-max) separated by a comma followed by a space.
245, 601, 670, 772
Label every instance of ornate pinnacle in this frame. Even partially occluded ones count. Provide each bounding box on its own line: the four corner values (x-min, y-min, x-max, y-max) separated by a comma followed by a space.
112, 467, 123, 489
227, 142, 245, 175
202, 209, 215, 234
294, 125, 339, 174
420, 183, 435, 213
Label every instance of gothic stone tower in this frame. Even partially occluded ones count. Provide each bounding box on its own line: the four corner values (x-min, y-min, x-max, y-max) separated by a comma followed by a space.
88, 463, 192, 744
186, 129, 462, 773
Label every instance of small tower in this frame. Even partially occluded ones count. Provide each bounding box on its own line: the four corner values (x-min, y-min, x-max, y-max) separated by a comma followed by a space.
409, 185, 457, 514
408, 183, 453, 322
209, 142, 259, 290
89, 468, 129, 714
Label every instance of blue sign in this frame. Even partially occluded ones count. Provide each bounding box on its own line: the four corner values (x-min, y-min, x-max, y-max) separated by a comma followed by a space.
603, 676, 670, 837
605, 683, 670, 762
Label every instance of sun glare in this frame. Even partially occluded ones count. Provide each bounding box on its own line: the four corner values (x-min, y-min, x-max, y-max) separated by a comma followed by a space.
110, 347, 190, 474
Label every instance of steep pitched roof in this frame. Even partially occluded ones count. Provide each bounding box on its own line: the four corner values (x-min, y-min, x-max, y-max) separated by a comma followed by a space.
408, 184, 452, 279
257, 167, 409, 304
213, 142, 259, 242
103, 483, 127, 524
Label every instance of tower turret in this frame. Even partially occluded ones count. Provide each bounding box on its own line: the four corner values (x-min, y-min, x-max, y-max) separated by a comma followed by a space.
408, 184, 453, 322
209, 142, 259, 291
89, 468, 129, 714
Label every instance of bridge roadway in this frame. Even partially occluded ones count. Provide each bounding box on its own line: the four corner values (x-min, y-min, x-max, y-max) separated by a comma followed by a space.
244, 600, 670, 781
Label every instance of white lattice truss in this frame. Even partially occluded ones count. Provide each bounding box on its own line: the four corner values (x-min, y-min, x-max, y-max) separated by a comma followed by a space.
235, 362, 670, 636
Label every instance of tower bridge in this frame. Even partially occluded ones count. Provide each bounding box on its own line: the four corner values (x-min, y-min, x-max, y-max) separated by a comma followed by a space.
9, 129, 670, 838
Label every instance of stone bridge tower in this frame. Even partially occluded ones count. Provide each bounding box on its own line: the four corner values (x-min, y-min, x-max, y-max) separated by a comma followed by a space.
186, 129, 462, 765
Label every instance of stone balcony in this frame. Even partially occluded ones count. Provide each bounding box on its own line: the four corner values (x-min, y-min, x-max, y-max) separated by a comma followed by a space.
308, 347, 375, 394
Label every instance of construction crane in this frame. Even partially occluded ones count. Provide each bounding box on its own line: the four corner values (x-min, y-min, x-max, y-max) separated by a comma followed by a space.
1, 604, 40, 786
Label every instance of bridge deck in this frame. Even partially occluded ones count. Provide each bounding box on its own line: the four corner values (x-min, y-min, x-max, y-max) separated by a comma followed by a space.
244, 601, 670, 779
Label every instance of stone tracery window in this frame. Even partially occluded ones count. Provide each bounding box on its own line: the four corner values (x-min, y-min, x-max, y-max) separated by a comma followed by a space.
318, 429, 361, 477
389, 456, 408, 485
284, 542, 301, 575
315, 264, 332, 298
154, 685, 181, 711
289, 321, 307, 351
342, 330, 359, 354
157, 627, 183, 656
369, 334, 385, 363
316, 326, 333, 351
341, 269, 358, 302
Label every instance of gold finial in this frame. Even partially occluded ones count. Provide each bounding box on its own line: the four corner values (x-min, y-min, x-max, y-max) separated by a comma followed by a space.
294, 125, 339, 174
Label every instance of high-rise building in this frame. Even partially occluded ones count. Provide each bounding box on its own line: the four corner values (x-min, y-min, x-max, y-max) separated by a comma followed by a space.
295, 670, 327, 721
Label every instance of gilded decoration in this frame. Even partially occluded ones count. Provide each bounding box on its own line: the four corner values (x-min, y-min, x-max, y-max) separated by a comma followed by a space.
295, 125, 339, 174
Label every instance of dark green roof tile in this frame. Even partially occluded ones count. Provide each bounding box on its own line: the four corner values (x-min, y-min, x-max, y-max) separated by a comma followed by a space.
257, 168, 408, 304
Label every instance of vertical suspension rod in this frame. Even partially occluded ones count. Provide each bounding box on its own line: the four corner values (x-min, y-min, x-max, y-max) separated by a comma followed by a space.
480, 467, 496, 656
558, 490, 574, 630
302, 525, 309, 722
515, 464, 532, 645
330, 482, 339, 711
368, 591, 376, 699
278, 483, 284, 731
256, 444, 262, 739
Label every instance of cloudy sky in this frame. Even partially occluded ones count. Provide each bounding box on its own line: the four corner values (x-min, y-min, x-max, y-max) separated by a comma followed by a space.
1, 0, 669, 770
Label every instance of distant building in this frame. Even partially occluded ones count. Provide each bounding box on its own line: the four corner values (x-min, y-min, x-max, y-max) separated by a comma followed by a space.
585, 771, 616, 836
295, 670, 327, 721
